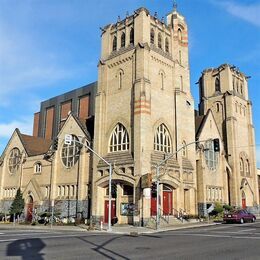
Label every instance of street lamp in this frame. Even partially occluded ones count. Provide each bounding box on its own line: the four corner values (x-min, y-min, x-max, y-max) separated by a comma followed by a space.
64, 134, 113, 232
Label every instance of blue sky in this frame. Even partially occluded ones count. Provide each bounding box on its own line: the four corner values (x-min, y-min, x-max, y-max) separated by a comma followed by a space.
0, 0, 260, 166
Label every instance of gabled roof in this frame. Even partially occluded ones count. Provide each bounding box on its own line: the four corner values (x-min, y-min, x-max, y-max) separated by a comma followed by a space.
195, 115, 206, 138
58, 112, 91, 141
195, 109, 222, 140
18, 131, 52, 156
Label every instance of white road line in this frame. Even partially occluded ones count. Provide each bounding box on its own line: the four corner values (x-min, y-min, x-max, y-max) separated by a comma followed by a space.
0, 233, 4, 235
237, 228, 256, 233
166, 232, 260, 240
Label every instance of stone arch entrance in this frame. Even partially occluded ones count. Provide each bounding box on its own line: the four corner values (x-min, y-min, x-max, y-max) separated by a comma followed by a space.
26, 195, 34, 222
97, 178, 135, 225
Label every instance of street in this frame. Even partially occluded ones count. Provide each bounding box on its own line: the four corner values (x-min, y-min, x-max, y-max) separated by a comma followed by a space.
0, 221, 260, 259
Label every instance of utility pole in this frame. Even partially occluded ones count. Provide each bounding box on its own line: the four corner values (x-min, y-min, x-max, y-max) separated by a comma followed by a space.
64, 134, 113, 232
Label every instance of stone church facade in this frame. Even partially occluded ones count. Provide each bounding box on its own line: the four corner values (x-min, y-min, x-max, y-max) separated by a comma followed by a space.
0, 6, 259, 225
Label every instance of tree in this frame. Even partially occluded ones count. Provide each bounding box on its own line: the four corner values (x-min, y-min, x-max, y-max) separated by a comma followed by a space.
9, 188, 25, 217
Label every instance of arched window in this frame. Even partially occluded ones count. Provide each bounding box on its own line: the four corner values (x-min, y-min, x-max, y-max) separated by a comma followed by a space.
165, 38, 169, 53
215, 78, 221, 92
109, 123, 129, 152
236, 82, 239, 93
158, 33, 162, 49
204, 140, 218, 170
130, 28, 134, 45
245, 159, 250, 176
118, 69, 124, 89
233, 79, 235, 91
178, 28, 182, 41
154, 124, 172, 153
112, 36, 117, 51
240, 84, 243, 95
182, 141, 187, 157
34, 162, 42, 174
216, 103, 220, 113
235, 102, 238, 112
61, 135, 81, 168
240, 158, 244, 176
159, 71, 165, 90
121, 32, 125, 48
179, 50, 182, 65
8, 148, 21, 174
150, 28, 155, 44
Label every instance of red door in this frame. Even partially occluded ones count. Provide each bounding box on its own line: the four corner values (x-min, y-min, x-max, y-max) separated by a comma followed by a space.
27, 203, 33, 222
163, 191, 172, 215
242, 198, 246, 209
104, 200, 116, 223
151, 197, 157, 216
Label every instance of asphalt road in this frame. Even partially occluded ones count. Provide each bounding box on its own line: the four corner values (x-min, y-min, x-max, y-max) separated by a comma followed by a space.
0, 221, 260, 259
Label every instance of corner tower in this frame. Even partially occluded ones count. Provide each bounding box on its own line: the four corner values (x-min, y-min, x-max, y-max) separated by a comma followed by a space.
93, 5, 196, 226
198, 64, 259, 208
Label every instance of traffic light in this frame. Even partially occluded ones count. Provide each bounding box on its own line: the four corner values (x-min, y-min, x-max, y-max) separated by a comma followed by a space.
151, 183, 157, 198
213, 138, 220, 152
53, 138, 59, 151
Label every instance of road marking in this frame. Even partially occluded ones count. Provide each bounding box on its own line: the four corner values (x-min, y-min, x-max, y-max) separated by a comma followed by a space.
237, 228, 256, 233
165, 232, 260, 240
0, 233, 4, 235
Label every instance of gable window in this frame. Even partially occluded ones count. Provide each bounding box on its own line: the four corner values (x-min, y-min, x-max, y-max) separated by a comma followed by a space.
204, 140, 218, 171
112, 36, 117, 51
158, 33, 162, 49
8, 148, 21, 174
121, 32, 125, 48
109, 123, 129, 152
150, 28, 155, 44
154, 124, 172, 153
61, 135, 81, 168
130, 28, 134, 45
34, 162, 42, 174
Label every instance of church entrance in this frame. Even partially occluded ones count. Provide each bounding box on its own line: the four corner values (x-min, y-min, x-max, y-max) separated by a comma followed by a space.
163, 185, 172, 215
104, 200, 116, 224
26, 196, 34, 222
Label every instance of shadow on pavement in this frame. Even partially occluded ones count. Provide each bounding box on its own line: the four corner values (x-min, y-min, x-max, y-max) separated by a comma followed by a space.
6, 238, 45, 260
78, 235, 130, 260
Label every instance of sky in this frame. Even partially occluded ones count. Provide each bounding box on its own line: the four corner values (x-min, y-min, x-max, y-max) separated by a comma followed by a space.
0, 0, 260, 166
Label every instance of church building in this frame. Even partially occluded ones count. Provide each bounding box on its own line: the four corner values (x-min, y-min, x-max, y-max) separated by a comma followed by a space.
0, 5, 259, 226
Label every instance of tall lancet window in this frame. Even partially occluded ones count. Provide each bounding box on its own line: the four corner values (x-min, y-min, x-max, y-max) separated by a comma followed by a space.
121, 32, 125, 48
130, 28, 134, 45
109, 123, 129, 152
154, 124, 172, 153
165, 38, 169, 53
215, 77, 221, 92
112, 36, 117, 51
158, 33, 162, 49
150, 28, 155, 44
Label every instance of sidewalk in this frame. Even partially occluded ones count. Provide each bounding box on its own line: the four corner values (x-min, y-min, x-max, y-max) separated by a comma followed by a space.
0, 221, 218, 235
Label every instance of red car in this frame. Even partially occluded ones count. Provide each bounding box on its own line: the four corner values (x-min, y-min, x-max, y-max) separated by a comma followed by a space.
223, 209, 256, 224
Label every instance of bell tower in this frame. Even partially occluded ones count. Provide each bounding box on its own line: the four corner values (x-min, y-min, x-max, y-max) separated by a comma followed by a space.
198, 64, 259, 207
93, 5, 196, 225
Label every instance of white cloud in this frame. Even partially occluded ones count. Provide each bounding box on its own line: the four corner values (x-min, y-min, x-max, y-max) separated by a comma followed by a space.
0, 118, 32, 138
213, 0, 260, 27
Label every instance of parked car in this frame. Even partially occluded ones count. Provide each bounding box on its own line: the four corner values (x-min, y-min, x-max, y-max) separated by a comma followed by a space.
223, 209, 256, 224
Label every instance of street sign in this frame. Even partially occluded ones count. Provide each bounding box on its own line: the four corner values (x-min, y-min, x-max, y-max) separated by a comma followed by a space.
207, 204, 215, 213
65, 134, 72, 145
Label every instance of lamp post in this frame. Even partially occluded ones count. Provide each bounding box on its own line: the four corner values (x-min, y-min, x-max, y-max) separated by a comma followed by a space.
64, 134, 113, 232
